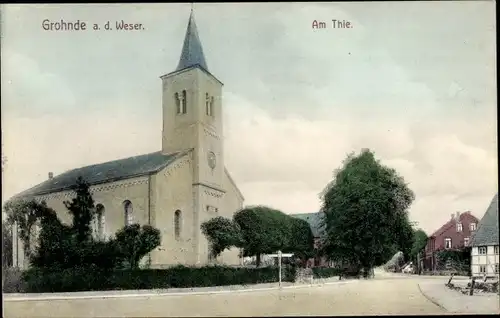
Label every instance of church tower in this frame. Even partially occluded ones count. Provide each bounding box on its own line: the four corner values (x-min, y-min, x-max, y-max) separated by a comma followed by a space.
161, 9, 225, 213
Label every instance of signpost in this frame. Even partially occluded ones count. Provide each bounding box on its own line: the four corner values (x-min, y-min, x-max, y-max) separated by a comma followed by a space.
267, 251, 294, 288
278, 251, 282, 287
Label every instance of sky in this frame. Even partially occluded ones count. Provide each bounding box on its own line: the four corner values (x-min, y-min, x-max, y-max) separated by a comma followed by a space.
1, 2, 497, 234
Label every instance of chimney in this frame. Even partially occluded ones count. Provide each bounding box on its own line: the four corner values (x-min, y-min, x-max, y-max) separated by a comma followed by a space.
48, 172, 54, 179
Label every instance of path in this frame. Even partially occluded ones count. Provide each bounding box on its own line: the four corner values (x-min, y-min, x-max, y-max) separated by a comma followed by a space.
4, 276, 444, 317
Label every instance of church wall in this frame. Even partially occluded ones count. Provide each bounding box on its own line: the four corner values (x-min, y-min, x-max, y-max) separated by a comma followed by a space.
196, 184, 225, 265
12, 176, 150, 269
194, 70, 224, 188
150, 153, 195, 267
36, 176, 150, 238
219, 170, 244, 265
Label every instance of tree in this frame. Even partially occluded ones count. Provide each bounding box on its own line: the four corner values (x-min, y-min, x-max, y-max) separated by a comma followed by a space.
285, 217, 314, 262
201, 216, 243, 259
2, 221, 13, 267
410, 229, 428, 260
4, 199, 50, 261
64, 176, 96, 243
320, 149, 415, 277
233, 206, 292, 267
114, 224, 161, 269
7, 177, 161, 271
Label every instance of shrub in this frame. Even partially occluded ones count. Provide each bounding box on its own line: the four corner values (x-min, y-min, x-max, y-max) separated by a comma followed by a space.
22, 265, 298, 293
311, 267, 343, 279
3, 268, 26, 293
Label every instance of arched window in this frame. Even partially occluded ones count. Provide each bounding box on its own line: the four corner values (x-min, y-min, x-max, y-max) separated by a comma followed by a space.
96, 204, 105, 239
174, 210, 181, 240
205, 93, 211, 116
181, 90, 187, 114
175, 93, 181, 114
209, 96, 214, 117
124, 200, 133, 226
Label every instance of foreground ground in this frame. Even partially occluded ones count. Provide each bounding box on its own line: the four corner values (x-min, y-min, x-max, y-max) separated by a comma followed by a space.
4, 273, 448, 317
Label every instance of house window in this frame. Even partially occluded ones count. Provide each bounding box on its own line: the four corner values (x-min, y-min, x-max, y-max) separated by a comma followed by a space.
444, 238, 452, 249
495, 264, 499, 274
456, 223, 462, 232
494, 246, 499, 255
478, 246, 487, 255
96, 204, 105, 240
174, 210, 182, 240
123, 200, 133, 226
479, 265, 486, 273
464, 237, 469, 246
470, 223, 477, 231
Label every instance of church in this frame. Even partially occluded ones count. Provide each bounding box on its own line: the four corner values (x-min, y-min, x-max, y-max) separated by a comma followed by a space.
11, 11, 244, 269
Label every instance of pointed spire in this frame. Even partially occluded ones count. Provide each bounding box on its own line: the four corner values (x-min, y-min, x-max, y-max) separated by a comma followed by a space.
176, 9, 209, 72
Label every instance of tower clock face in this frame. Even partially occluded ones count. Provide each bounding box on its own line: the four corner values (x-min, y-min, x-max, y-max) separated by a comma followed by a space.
207, 151, 216, 169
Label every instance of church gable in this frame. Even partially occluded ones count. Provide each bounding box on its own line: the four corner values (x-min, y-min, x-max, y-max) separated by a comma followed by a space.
13, 150, 191, 200
224, 168, 244, 201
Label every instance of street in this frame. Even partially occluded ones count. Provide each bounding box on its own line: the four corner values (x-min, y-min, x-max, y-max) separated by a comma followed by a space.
4, 274, 447, 317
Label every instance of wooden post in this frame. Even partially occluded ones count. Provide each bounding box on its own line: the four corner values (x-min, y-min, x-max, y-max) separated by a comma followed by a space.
447, 273, 455, 285
278, 250, 282, 288
469, 277, 475, 296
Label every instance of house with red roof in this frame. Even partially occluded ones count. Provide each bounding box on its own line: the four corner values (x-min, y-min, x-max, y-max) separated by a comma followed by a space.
423, 211, 479, 271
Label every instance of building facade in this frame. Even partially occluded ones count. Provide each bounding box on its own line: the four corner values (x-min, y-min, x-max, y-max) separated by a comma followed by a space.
470, 194, 499, 278
11, 11, 244, 269
423, 211, 479, 271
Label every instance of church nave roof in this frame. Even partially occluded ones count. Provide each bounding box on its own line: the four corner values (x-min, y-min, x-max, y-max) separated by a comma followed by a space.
12, 150, 191, 199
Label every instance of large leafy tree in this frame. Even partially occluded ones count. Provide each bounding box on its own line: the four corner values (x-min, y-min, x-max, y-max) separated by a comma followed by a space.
285, 217, 315, 261
320, 149, 415, 276
201, 216, 243, 259
233, 206, 292, 267
4, 199, 50, 260
201, 209, 314, 267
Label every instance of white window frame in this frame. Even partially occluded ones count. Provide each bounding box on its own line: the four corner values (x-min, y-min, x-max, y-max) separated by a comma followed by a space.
470, 223, 477, 231
464, 237, 469, 246
478, 246, 487, 255
479, 265, 486, 273
495, 264, 499, 274
494, 246, 499, 255
444, 238, 452, 249
456, 223, 463, 232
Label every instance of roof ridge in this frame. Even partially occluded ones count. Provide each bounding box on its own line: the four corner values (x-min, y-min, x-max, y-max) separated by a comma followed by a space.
9, 149, 193, 201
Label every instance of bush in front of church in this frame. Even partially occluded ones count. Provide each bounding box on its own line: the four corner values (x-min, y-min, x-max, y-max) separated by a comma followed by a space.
201, 206, 314, 267
21, 265, 298, 292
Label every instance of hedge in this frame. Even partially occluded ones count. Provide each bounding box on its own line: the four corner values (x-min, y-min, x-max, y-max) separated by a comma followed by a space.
312, 267, 362, 279
22, 265, 298, 293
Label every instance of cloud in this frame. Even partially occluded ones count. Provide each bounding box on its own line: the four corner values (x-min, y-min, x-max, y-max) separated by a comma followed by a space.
1, 3, 496, 234
1, 50, 77, 116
